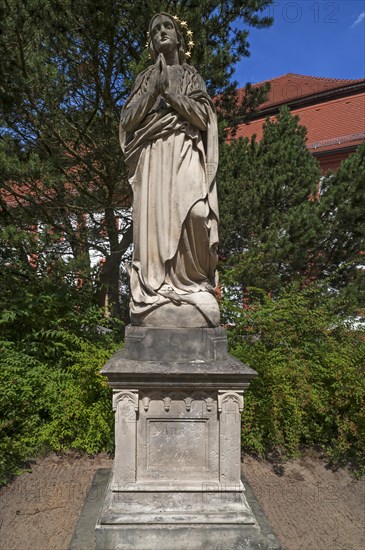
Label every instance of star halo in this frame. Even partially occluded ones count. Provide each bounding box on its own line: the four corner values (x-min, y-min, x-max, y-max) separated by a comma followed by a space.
146, 14, 195, 58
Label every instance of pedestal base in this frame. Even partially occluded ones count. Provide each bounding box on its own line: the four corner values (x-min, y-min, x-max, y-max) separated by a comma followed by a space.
96, 495, 273, 550
69, 468, 280, 550
95, 481, 277, 549
96, 327, 276, 549
95, 475, 262, 549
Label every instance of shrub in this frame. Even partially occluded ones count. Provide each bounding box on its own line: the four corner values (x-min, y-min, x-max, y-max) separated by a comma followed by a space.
0, 267, 121, 485
0, 334, 118, 485
38, 340, 117, 454
223, 283, 365, 475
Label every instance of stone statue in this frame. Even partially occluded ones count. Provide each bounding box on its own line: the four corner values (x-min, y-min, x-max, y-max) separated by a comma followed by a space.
100, 17, 261, 550
120, 12, 220, 328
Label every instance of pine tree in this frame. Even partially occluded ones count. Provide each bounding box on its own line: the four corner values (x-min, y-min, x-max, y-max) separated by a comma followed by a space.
317, 143, 365, 310
0, 0, 273, 318
219, 108, 365, 309
219, 106, 322, 294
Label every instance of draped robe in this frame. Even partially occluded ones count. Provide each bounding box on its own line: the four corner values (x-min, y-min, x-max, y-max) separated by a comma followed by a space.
120, 63, 219, 322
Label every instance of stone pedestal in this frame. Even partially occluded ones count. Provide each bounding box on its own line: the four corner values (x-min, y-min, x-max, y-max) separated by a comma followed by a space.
96, 326, 274, 549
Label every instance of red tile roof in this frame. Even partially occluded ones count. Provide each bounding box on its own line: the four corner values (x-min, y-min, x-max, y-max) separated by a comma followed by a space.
236, 92, 365, 153
240, 73, 365, 111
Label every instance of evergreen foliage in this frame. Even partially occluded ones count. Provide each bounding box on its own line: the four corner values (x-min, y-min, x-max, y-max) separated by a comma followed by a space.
222, 283, 365, 476
317, 143, 365, 309
0, 0, 273, 318
218, 108, 365, 308
218, 118, 365, 472
1, 1, 364, 481
0, 246, 120, 485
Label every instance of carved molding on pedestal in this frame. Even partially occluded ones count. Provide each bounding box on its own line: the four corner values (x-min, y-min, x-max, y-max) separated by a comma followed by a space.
142, 395, 150, 411
163, 396, 171, 412
112, 390, 139, 488
139, 390, 216, 414
112, 389, 139, 413
111, 389, 247, 491
218, 390, 244, 485
217, 390, 244, 414
184, 397, 193, 411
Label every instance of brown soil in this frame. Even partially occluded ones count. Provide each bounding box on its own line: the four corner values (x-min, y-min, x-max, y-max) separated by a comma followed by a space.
0, 452, 364, 550
0, 453, 111, 550
242, 454, 365, 550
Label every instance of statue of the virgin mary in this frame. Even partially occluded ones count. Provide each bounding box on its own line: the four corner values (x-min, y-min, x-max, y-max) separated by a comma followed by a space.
120, 13, 220, 327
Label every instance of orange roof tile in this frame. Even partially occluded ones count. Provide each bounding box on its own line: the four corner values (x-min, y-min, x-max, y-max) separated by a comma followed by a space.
238, 73, 365, 111
236, 92, 365, 153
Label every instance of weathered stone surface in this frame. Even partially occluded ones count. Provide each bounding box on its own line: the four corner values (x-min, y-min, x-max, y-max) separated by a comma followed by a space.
123, 324, 228, 362
131, 293, 221, 328
101, 352, 257, 390
120, 12, 220, 327
95, 481, 280, 549
96, 324, 270, 549
71, 467, 281, 550
95, 523, 279, 550
95, 379, 269, 549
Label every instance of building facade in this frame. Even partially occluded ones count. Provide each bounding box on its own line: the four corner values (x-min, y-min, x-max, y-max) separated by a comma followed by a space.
235, 73, 365, 174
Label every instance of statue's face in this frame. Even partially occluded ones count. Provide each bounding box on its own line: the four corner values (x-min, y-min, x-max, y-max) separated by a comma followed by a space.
151, 14, 179, 55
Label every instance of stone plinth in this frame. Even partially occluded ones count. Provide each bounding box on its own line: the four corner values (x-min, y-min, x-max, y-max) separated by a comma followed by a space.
95, 327, 275, 549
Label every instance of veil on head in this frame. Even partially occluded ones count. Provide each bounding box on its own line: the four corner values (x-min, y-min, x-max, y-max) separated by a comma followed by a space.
148, 12, 186, 63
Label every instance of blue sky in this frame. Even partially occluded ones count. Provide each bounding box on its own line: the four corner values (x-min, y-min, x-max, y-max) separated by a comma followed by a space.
233, 0, 365, 85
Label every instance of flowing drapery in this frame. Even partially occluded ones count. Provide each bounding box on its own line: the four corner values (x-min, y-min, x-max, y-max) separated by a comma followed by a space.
120, 64, 219, 320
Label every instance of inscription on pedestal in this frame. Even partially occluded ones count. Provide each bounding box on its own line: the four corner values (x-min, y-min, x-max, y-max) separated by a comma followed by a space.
147, 419, 208, 472
97, 323, 262, 549
110, 387, 248, 491
137, 391, 218, 484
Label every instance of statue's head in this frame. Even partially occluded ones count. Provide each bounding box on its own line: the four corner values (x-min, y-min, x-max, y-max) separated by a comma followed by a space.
148, 13, 186, 63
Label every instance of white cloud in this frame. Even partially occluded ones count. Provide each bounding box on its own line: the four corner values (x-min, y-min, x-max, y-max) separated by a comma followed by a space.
351, 12, 365, 29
